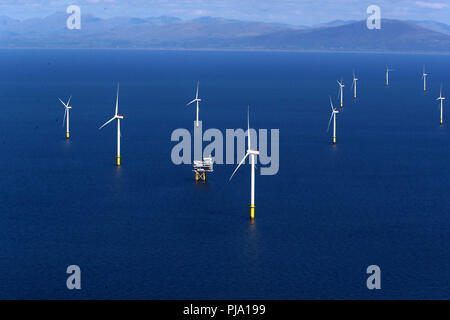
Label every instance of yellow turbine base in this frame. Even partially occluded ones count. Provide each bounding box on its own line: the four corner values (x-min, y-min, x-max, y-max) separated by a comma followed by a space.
441, 119, 443, 125
66, 132, 70, 139
333, 136, 336, 144
250, 204, 255, 220
117, 155, 120, 166
195, 171, 205, 181
354, 95, 356, 99
196, 122, 199, 127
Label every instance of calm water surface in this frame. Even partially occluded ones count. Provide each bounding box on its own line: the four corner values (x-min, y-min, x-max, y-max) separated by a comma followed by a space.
0, 49, 449, 299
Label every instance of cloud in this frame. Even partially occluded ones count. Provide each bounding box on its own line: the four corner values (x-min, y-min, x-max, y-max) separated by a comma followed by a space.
415, 1, 448, 9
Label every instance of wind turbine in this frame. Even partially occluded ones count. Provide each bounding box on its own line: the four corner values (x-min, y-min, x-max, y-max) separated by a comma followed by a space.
58, 95, 72, 139
327, 96, 339, 144
99, 84, 124, 166
351, 70, 358, 99
229, 105, 260, 220
422, 66, 428, 91
186, 81, 201, 127
386, 66, 394, 86
437, 84, 446, 125
337, 79, 344, 108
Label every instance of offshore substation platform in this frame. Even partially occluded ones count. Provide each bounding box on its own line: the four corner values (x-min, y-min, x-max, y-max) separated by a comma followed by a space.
193, 157, 213, 182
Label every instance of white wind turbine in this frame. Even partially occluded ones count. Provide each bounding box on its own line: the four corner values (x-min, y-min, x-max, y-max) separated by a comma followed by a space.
386, 66, 394, 86
351, 70, 358, 99
422, 66, 428, 91
437, 84, 446, 125
337, 79, 344, 108
327, 96, 340, 144
99, 84, 124, 166
186, 81, 201, 127
229, 105, 260, 220
58, 95, 72, 139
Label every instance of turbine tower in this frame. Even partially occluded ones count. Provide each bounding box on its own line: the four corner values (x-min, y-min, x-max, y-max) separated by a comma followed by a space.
99, 84, 124, 166
186, 81, 201, 127
337, 79, 344, 108
327, 96, 339, 144
422, 66, 428, 91
58, 95, 72, 139
351, 70, 358, 99
437, 84, 446, 125
229, 105, 260, 220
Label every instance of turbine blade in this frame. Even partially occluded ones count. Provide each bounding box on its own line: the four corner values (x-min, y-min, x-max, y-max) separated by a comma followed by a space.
229, 152, 250, 181
67, 95, 72, 106
115, 84, 120, 116
186, 99, 196, 106
329, 96, 334, 110
247, 105, 251, 150
326, 112, 333, 132
99, 117, 116, 130
196, 81, 199, 99
58, 98, 67, 108
62, 108, 67, 128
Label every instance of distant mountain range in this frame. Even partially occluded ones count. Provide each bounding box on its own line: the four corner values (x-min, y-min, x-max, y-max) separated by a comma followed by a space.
1, 13, 450, 53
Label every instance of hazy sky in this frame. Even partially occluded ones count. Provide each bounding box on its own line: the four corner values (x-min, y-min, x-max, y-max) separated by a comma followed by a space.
1, 0, 449, 25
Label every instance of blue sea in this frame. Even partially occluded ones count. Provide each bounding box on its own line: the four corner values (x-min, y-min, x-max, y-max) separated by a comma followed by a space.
0, 49, 449, 299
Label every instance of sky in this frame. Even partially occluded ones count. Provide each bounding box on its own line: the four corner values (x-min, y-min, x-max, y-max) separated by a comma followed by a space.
0, 0, 449, 25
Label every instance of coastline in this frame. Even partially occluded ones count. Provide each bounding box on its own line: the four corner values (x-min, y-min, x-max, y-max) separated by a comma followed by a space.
0, 46, 450, 55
